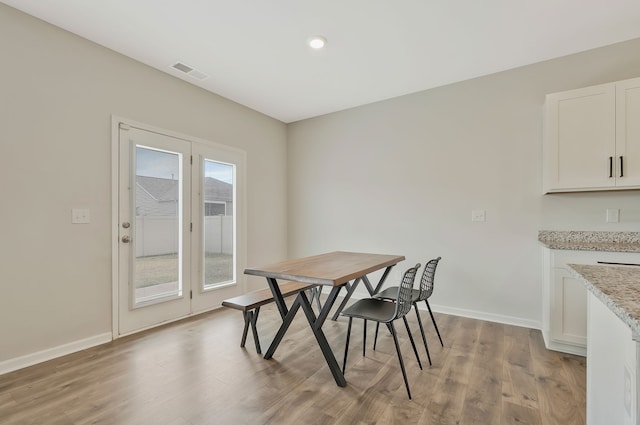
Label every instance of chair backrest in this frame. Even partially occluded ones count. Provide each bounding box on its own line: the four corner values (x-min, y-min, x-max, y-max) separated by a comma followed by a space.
418, 257, 441, 301
392, 263, 421, 320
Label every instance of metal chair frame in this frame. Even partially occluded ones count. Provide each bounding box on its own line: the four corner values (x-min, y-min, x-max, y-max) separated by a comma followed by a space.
374, 257, 442, 366
340, 264, 422, 400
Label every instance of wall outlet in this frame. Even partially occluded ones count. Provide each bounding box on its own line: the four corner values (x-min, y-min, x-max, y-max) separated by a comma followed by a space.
606, 208, 620, 223
471, 210, 486, 222
71, 208, 90, 224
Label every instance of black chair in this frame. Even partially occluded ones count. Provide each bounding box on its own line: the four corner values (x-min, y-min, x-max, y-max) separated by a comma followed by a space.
340, 264, 422, 400
374, 257, 442, 366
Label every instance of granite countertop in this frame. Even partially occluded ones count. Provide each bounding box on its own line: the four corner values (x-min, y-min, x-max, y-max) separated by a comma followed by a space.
568, 264, 640, 339
539, 230, 640, 252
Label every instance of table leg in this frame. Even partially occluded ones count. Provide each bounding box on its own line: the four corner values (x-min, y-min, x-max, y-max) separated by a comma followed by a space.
331, 278, 361, 321
371, 265, 393, 294
316, 285, 341, 328
267, 277, 288, 318
263, 299, 301, 360
264, 279, 340, 359
331, 265, 396, 320
264, 283, 347, 387
362, 275, 376, 294
298, 288, 346, 387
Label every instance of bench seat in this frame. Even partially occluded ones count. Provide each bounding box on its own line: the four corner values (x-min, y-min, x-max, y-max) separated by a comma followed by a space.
222, 281, 318, 353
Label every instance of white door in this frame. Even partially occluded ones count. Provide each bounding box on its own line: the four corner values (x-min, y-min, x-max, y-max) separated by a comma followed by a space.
115, 120, 245, 336
118, 124, 192, 335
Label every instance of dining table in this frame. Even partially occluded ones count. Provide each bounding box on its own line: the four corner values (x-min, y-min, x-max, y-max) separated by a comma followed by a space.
244, 251, 405, 387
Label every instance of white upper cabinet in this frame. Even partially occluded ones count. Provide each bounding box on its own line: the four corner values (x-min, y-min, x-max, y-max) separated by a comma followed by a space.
616, 78, 640, 188
543, 77, 640, 193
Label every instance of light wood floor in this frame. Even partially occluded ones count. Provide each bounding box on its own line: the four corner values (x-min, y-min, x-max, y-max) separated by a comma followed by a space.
0, 302, 585, 425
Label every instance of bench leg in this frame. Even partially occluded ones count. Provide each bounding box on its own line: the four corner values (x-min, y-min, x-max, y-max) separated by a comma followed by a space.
241, 308, 262, 354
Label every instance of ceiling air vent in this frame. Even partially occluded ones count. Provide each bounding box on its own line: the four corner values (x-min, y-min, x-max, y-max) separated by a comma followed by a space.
171, 62, 208, 80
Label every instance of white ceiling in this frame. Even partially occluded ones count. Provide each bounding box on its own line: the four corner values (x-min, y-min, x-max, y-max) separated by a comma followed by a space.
4, 0, 640, 123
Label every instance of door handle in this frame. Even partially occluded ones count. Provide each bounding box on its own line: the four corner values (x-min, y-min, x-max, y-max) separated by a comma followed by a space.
609, 156, 613, 178
122, 235, 131, 243
620, 156, 624, 178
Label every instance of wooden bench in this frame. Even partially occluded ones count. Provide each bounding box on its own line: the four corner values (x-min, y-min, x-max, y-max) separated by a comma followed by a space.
222, 281, 319, 354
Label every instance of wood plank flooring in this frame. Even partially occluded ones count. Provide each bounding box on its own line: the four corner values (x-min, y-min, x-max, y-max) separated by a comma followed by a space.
0, 302, 585, 425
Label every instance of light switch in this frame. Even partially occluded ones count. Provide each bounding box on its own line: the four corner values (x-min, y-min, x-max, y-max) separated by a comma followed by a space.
471, 210, 486, 222
72, 208, 90, 224
606, 208, 619, 223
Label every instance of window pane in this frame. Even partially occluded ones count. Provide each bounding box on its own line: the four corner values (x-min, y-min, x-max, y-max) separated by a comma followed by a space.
133, 146, 182, 303
205, 202, 226, 216
203, 160, 234, 288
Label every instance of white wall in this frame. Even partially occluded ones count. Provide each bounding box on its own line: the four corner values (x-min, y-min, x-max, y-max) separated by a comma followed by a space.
287, 38, 640, 328
0, 4, 288, 364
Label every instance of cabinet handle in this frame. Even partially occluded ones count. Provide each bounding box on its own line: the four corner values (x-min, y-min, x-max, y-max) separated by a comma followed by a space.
609, 156, 613, 178
620, 156, 624, 178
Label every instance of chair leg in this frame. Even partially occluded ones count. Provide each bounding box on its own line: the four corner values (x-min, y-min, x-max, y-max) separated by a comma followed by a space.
425, 300, 444, 346
387, 322, 411, 400
402, 316, 422, 370
413, 305, 432, 366
363, 319, 367, 357
342, 317, 353, 374
374, 322, 380, 351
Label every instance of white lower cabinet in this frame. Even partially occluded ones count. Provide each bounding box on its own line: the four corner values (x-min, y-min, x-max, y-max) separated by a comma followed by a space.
542, 248, 640, 356
587, 292, 637, 425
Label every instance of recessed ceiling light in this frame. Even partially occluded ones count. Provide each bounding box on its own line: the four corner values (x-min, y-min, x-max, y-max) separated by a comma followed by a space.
309, 36, 327, 49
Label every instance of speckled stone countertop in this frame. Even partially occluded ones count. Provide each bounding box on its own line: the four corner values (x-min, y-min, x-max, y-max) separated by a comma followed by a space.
568, 264, 640, 339
539, 230, 640, 252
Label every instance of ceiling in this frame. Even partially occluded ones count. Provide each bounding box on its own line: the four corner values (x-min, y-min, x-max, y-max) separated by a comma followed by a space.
4, 1, 640, 123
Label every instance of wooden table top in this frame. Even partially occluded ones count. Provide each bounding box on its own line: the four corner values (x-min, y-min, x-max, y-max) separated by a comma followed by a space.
244, 251, 405, 286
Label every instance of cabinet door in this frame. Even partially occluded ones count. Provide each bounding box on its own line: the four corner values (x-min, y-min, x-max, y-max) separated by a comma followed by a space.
543, 83, 616, 193
615, 77, 640, 187
550, 268, 587, 348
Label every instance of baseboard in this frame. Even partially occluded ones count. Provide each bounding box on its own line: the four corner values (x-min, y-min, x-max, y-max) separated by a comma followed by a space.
543, 339, 587, 357
429, 304, 542, 330
349, 286, 541, 330
541, 331, 587, 357
0, 332, 112, 376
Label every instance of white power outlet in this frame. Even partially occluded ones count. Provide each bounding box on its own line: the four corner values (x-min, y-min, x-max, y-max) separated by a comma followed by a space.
71, 208, 91, 224
471, 210, 486, 222
606, 208, 620, 223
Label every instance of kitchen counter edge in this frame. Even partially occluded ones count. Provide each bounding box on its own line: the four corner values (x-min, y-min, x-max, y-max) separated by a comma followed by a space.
568, 263, 640, 339
539, 230, 640, 252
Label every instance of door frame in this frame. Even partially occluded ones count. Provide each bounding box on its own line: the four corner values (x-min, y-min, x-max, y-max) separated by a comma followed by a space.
111, 116, 247, 338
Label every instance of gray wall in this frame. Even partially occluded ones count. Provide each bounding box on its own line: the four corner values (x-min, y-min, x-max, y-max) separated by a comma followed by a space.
0, 4, 288, 363
287, 38, 640, 327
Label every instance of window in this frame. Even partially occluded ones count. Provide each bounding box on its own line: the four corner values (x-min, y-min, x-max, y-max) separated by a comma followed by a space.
203, 160, 234, 289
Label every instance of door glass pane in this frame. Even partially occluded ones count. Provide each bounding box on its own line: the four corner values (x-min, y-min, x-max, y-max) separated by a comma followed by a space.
134, 145, 182, 304
203, 159, 234, 289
